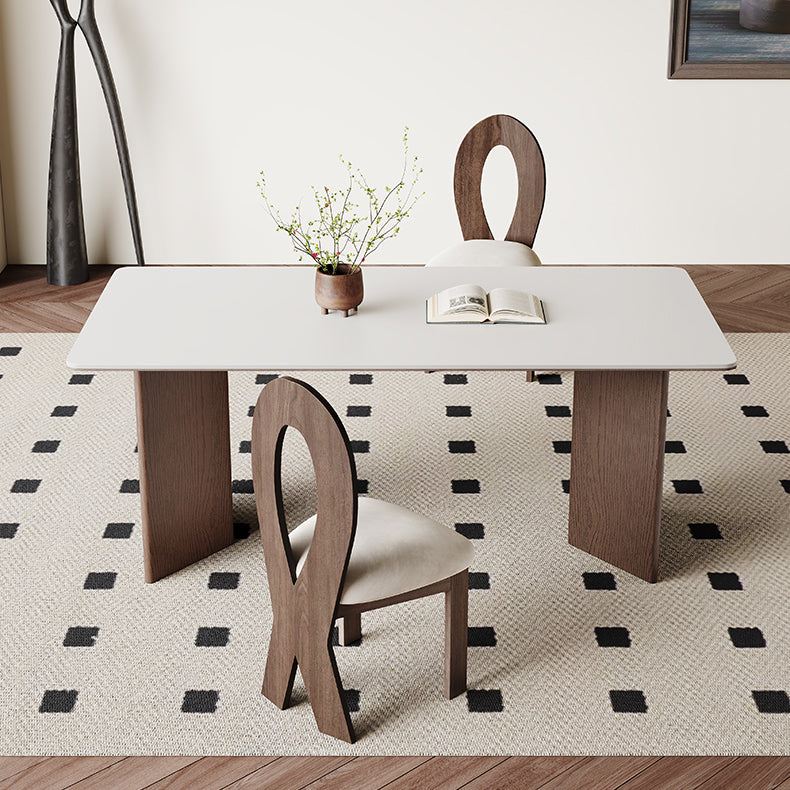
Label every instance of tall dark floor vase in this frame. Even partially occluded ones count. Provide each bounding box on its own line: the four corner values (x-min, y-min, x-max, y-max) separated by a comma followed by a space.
47, 0, 145, 286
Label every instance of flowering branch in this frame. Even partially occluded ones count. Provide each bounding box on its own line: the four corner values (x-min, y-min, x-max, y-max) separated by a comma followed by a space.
258, 128, 423, 274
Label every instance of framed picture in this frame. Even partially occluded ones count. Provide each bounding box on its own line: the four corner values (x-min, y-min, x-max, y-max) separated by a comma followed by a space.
669, 0, 790, 77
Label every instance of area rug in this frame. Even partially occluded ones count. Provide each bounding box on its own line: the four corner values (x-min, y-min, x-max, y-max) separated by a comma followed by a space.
0, 333, 788, 756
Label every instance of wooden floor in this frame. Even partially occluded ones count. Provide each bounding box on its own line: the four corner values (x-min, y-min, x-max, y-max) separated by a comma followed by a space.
1, 264, 789, 790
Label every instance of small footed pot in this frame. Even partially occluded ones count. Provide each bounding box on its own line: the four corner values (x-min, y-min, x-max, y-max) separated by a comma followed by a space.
315, 264, 364, 317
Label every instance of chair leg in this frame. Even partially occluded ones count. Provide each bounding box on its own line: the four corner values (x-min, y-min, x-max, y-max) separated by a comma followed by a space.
300, 645, 356, 743
338, 612, 362, 645
261, 625, 298, 710
525, 370, 534, 382
444, 569, 468, 699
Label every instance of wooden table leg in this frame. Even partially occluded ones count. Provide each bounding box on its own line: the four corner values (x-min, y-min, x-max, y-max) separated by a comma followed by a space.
134, 371, 233, 582
568, 370, 669, 583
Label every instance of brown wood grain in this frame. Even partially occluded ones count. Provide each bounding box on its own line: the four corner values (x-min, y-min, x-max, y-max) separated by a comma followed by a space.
222, 757, 351, 790
142, 756, 278, 790
300, 757, 431, 789
536, 757, 660, 789
0, 759, 47, 784
0, 757, 124, 790
135, 370, 234, 582
454, 115, 546, 247
445, 569, 468, 699
697, 757, 790, 789
383, 756, 508, 789
461, 756, 587, 789
568, 370, 668, 582
618, 756, 735, 789
66, 757, 200, 788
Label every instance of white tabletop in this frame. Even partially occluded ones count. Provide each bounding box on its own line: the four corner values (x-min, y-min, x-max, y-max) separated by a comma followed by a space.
66, 266, 736, 372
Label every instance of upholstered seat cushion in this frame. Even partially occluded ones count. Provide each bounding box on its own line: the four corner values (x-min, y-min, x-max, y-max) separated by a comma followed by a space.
289, 497, 475, 606
426, 239, 542, 267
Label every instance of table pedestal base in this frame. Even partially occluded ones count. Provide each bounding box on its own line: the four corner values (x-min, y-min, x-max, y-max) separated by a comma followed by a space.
134, 370, 234, 583
568, 370, 669, 583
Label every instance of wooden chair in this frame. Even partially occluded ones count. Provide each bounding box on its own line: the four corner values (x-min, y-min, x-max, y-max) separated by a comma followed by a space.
428, 114, 546, 379
251, 376, 475, 743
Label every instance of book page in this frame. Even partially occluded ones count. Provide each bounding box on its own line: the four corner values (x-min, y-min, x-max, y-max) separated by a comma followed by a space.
487, 288, 541, 318
434, 284, 489, 316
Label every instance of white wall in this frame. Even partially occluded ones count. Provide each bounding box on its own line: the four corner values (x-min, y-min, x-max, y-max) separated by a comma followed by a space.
1, 0, 789, 266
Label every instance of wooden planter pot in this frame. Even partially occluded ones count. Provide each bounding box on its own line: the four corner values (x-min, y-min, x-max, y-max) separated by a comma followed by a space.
740, 0, 790, 32
315, 265, 364, 317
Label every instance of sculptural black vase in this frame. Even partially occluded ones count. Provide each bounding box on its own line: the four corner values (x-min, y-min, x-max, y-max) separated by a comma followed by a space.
47, 0, 145, 286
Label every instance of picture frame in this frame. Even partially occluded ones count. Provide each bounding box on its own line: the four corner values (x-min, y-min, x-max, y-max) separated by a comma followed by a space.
669, 0, 790, 78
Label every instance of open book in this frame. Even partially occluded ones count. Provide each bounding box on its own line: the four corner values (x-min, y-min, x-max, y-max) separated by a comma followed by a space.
426, 283, 546, 324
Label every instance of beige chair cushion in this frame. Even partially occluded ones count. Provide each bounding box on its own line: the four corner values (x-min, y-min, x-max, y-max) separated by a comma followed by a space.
426, 239, 542, 267
289, 497, 475, 606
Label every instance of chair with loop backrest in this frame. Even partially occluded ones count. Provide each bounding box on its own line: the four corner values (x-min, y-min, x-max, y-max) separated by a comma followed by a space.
427, 114, 546, 380
251, 376, 475, 743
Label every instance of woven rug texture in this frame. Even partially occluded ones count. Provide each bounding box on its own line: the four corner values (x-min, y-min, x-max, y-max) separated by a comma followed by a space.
0, 333, 788, 756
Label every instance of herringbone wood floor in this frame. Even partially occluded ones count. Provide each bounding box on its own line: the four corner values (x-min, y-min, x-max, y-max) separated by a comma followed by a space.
1, 264, 789, 790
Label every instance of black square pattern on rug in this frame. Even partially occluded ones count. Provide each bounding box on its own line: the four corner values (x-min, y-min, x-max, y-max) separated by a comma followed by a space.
552, 441, 571, 454
0, 346, 21, 356
32, 440, 60, 453
181, 690, 219, 713
467, 689, 503, 712
119, 479, 139, 494
752, 691, 790, 714
536, 374, 562, 385
742, 406, 769, 417
545, 405, 571, 417
583, 572, 617, 590
708, 572, 743, 591
347, 405, 371, 417
455, 523, 484, 539
39, 690, 78, 713
255, 374, 278, 385
760, 441, 789, 454
232, 480, 254, 494
689, 522, 722, 540
665, 441, 686, 454
449, 440, 476, 454
468, 572, 490, 589
672, 479, 703, 494
331, 626, 362, 647
0, 523, 19, 539
11, 479, 40, 493
782, 480, 790, 494
349, 374, 372, 385
468, 627, 497, 647
247, 405, 255, 417
103, 522, 134, 539
728, 627, 766, 648
68, 374, 94, 385
233, 522, 251, 540
561, 479, 570, 494
452, 479, 480, 494
595, 627, 632, 648
444, 374, 467, 385
350, 440, 370, 454
356, 480, 369, 495
208, 572, 240, 590
609, 690, 647, 713
63, 627, 100, 647
724, 374, 749, 385
238, 440, 251, 453
51, 405, 77, 417
195, 627, 230, 647
345, 689, 361, 712
447, 406, 472, 417
84, 572, 117, 590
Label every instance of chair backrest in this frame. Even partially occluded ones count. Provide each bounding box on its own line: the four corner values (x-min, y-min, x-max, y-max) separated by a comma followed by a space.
251, 376, 358, 629
454, 114, 546, 247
